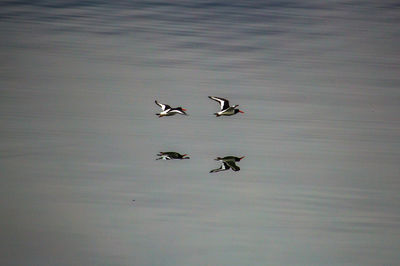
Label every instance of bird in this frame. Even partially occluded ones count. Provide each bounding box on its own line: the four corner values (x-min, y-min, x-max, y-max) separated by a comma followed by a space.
156, 152, 190, 160
210, 156, 245, 173
155, 100, 188, 117
208, 96, 244, 116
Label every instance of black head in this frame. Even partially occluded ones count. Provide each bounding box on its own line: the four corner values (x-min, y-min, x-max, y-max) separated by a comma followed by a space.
175, 107, 188, 115
236, 156, 245, 161
181, 154, 190, 159
234, 109, 244, 114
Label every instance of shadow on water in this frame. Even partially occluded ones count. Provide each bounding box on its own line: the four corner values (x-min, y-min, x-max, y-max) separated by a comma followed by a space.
210, 155, 245, 173
156, 151, 190, 160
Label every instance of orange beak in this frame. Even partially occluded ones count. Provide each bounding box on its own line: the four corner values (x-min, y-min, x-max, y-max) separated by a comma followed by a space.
239, 156, 245, 160
239, 110, 244, 113
182, 154, 188, 157
182, 108, 187, 111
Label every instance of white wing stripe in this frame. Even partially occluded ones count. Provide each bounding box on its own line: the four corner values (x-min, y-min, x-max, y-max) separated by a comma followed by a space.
169, 109, 185, 114
209, 96, 229, 111
155, 100, 171, 111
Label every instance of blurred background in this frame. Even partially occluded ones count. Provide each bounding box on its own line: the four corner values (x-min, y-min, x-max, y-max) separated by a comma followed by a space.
1, 1, 399, 265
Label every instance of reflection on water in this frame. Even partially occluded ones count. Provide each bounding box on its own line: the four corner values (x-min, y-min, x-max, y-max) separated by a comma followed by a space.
210, 155, 245, 173
1, 0, 400, 265
156, 152, 190, 160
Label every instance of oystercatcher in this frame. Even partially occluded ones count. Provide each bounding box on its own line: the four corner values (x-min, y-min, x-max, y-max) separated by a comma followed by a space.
210, 156, 245, 173
156, 152, 190, 160
208, 96, 244, 117
155, 100, 188, 117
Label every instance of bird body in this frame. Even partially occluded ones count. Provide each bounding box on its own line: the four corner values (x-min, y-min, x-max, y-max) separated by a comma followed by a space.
155, 100, 188, 117
215, 156, 245, 162
208, 96, 244, 116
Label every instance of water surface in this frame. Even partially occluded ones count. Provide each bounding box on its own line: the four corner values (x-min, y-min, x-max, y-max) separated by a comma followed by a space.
1, 1, 399, 265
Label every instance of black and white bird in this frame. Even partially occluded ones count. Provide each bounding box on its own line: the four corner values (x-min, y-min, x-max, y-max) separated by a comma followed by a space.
210, 156, 245, 173
155, 100, 188, 117
156, 152, 190, 160
208, 96, 244, 117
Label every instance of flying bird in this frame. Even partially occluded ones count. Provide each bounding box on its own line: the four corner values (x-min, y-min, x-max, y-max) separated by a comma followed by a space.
155, 100, 188, 117
208, 96, 244, 117
210, 156, 245, 173
156, 152, 190, 160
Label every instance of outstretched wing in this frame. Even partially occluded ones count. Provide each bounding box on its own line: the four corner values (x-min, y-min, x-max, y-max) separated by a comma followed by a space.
225, 160, 240, 171
155, 100, 171, 111
156, 155, 171, 160
208, 96, 230, 111
210, 162, 230, 173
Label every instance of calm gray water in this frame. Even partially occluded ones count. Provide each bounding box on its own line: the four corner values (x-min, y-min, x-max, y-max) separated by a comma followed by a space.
1, 1, 400, 265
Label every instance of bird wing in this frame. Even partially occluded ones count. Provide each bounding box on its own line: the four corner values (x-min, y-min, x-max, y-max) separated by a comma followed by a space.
155, 100, 171, 111
158, 152, 176, 157
225, 160, 240, 171
156, 154, 171, 160
208, 96, 230, 111
210, 162, 230, 173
